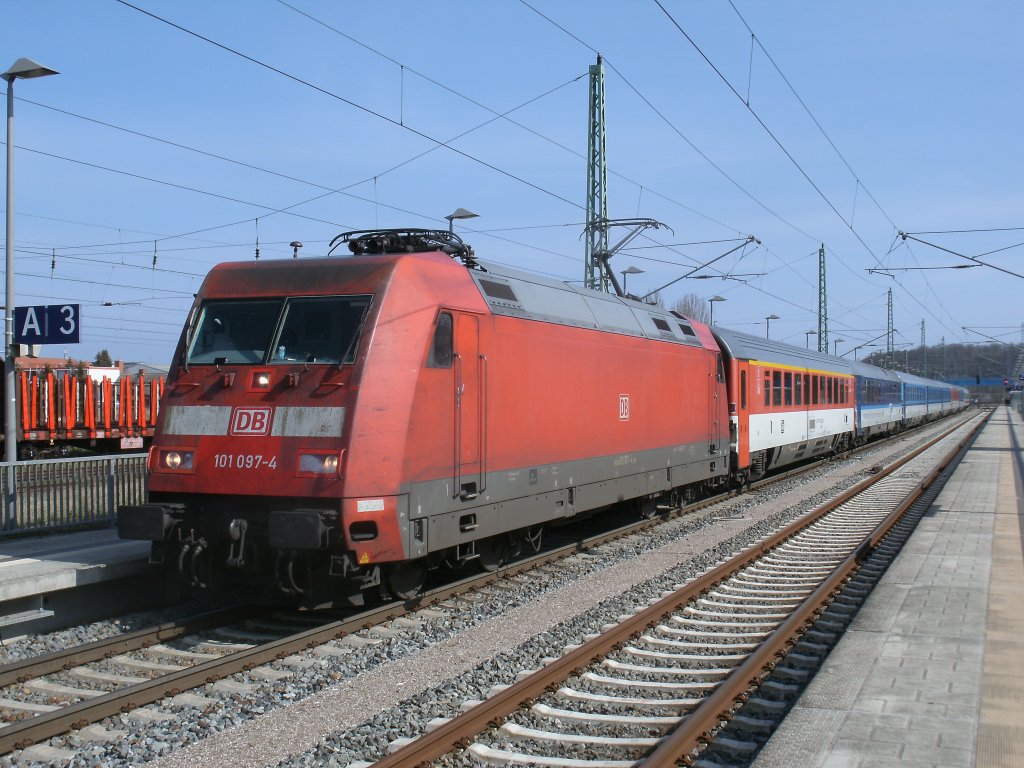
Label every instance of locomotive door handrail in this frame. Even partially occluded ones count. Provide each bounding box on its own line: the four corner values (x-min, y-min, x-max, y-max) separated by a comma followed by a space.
478, 353, 488, 496
453, 314, 483, 501
454, 351, 464, 498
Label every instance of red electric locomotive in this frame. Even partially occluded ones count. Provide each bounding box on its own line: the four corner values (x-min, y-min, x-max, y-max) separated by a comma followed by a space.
119, 230, 730, 606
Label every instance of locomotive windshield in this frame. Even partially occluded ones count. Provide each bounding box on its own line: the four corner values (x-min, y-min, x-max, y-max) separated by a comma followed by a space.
187, 295, 372, 365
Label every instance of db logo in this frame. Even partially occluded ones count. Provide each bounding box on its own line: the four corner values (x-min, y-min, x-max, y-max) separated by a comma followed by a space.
619, 394, 630, 421
229, 406, 273, 436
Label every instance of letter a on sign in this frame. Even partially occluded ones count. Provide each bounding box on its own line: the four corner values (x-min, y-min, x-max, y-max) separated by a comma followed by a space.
15, 306, 44, 343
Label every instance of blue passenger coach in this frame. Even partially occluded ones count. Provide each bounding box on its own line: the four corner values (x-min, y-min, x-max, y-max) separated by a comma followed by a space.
852, 362, 903, 441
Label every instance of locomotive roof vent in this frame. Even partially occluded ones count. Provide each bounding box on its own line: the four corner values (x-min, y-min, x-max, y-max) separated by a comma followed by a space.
329, 229, 483, 270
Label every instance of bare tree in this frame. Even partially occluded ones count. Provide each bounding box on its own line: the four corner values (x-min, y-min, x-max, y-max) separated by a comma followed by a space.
672, 293, 710, 323
645, 291, 665, 309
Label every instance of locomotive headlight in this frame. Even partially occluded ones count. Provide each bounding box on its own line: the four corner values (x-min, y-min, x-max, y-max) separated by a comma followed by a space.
161, 450, 194, 470
298, 451, 342, 476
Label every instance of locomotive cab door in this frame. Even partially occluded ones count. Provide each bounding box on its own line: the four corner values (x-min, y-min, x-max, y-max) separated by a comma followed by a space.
454, 313, 484, 500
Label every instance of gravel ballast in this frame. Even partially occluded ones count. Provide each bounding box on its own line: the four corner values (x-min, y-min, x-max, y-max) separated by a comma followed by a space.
0, 418, 973, 768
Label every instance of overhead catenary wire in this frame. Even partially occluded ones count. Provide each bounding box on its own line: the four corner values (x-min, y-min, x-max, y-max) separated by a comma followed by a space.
282, 0, 749, 238
113, 0, 584, 212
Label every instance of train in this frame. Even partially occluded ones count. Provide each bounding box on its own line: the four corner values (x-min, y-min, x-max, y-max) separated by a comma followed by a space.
117, 229, 969, 608
3, 365, 164, 458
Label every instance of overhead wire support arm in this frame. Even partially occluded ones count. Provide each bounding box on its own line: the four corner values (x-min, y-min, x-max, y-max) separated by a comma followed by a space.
898, 231, 1024, 280
867, 265, 979, 275
640, 235, 759, 300
584, 218, 671, 296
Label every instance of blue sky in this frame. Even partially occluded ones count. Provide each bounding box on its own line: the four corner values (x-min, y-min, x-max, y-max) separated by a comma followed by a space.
2, 1, 1021, 366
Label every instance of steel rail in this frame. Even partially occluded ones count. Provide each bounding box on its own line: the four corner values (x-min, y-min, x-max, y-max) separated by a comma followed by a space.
0, 605, 256, 689
642, 409, 990, 767
0, 509, 701, 754
0, 410, 977, 755
369, 411, 987, 768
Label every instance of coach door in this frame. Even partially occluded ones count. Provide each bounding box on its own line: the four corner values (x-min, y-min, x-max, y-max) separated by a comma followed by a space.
454, 313, 485, 499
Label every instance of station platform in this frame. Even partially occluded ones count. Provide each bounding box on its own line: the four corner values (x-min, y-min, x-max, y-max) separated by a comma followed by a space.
752, 405, 1024, 768
0, 528, 155, 640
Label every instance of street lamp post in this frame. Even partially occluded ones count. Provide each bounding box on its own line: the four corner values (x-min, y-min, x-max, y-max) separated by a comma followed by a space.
765, 314, 779, 339
445, 207, 478, 233
833, 338, 845, 356
708, 295, 726, 325
805, 330, 817, 349
4, 58, 59, 477
621, 266, 643, 296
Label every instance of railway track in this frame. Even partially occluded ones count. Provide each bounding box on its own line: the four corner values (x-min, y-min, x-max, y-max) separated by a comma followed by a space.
0, 411, 981, 759
367, 410, 986, 768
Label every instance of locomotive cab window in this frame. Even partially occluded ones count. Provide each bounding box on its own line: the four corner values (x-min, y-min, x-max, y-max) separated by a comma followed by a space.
187, 295, 371, 365
427, 312, 454, 368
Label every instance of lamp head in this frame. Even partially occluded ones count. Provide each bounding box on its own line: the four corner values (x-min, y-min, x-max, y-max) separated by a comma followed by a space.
2, 58, 59, 82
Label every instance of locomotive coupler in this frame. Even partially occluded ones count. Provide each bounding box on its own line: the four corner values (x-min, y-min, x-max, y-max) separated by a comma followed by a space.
174, 534, 208, 588
274, 551, 305, 596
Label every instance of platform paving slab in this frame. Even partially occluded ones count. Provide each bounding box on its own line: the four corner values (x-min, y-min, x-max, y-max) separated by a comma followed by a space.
751, 407, 1023, 768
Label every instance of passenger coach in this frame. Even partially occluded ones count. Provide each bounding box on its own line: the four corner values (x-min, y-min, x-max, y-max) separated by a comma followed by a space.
712, 328, 855, 482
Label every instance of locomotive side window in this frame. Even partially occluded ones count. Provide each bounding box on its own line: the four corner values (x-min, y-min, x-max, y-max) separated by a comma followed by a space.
427, 312, 453, 369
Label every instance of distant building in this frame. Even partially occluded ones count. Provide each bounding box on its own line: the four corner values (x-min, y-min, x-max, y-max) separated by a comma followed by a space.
13, 356, 168, 381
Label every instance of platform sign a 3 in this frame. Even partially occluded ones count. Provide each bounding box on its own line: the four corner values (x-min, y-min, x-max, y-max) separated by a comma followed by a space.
14, 304, 80, 345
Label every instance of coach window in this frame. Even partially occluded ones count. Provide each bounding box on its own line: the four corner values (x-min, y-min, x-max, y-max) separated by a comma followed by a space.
784, 372, 793, 406
772, 371, 782, 407
811, 375, 818, 405
794, 372, 803, 406
427, 312, 453, 368
740, 370, 747, 409
764, 372, 771, 407
820, 376, 826, 404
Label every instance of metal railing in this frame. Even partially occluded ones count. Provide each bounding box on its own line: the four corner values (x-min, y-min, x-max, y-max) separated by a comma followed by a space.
0, 454, 147, 538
